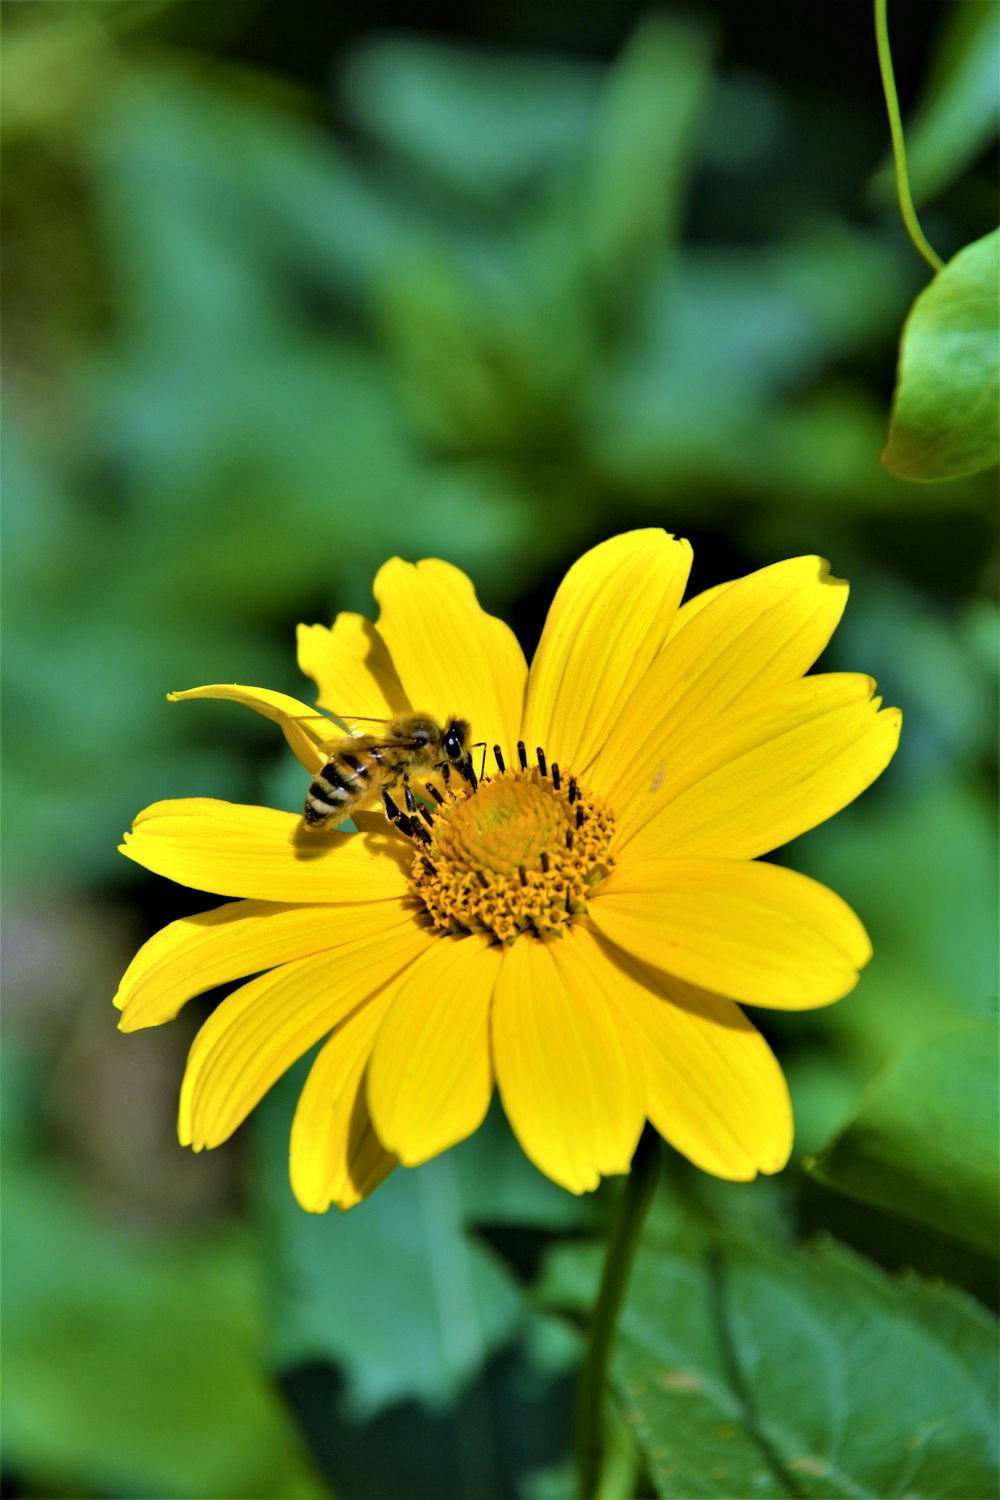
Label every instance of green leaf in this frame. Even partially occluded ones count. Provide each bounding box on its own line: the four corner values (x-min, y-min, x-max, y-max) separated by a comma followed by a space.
583, 17, 713, 295
2, 1157, 328, 1499
341, 36, 599, 202
544, 1235, 998, 1499
883, 228, 1000, 481
455, 1099, 601, 1232
254, 1081, 524, 1417
809, 1020, 999, 1256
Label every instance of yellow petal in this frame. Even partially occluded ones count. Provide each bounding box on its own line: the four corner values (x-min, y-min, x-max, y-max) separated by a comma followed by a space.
179, 916, 434, 1149
580, 927, 792, 1178
297, 612, 410, 721
168, 684, 338, 774
662, 577, 734, 643
116, 899, 413, 1032
372, 557, 527, 754
521, 530, 692, 774
589, 856, 871, 1008
366, 935, 501, 1165
490, 935, 645, 1193
622, 689, 901, 859
590, 556, 849, 800
119, 798, 413, 901
290, 991, 398, 1212
607, 672, 883, 838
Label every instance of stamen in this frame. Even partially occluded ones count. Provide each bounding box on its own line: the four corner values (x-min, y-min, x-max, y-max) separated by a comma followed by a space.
407, 760, 616, 943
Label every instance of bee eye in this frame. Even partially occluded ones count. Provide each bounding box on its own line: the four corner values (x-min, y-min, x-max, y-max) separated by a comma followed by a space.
444, 732, 461, 760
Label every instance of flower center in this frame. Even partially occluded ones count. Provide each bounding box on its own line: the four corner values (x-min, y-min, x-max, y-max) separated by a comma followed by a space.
406, 749, 615, 943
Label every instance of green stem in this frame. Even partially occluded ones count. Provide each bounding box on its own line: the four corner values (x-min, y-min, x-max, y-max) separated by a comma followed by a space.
874, 0, 944, 274
575, 1126, 661, 1500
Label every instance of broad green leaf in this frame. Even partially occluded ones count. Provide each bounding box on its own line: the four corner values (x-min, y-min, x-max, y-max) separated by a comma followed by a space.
455, 1099, 601, 1232
254, 1077, 524, 1417
809, 1020, 999, 1256
2, 1157, 328, 1499
544, 1235, 998, 1499
883, 229, 999, 481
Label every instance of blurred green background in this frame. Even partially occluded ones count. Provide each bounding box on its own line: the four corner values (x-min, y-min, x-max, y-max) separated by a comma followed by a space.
3, 2, 997, 1497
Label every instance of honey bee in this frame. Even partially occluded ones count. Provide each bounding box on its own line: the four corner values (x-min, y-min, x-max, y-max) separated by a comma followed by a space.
303, 713, 477, 830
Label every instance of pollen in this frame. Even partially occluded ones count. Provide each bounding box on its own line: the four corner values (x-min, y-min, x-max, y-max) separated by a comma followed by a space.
408, 754, 616, 942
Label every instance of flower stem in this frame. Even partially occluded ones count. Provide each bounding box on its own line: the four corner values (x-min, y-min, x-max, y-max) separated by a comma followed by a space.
874, 0, 944, 274
575, 1125, 661, 1499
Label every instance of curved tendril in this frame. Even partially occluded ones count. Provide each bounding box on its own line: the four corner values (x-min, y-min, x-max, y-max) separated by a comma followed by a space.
874, 0, 945, 275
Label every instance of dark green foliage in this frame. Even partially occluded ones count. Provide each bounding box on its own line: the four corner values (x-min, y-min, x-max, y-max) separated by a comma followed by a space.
2, 3, 995, 1497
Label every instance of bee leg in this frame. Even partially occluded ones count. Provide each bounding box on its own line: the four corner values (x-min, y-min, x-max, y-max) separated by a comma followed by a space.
382, 789, 415, 838
461, 759, 479, 792
407, 781, 435, 828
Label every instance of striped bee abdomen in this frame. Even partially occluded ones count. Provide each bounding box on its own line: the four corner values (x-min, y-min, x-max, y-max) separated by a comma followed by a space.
303, 754, 373, 827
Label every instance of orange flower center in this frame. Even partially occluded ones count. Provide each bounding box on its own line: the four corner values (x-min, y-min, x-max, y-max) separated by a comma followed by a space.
408, 756, 615, 943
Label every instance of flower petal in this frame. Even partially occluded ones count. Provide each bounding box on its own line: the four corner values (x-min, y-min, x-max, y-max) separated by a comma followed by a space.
589, 857, 871, 1008
622, 688, 901, 859
297, 612, 410, 721
580, 927, 791, 1178
607, 672, 886, 838
372, 557, 527, 753
120, 799, 413, 901
179, 916, 433, 1149
491, 934, 645, 1193
366, 935, 501, 1165
290, 991, 398, 1212
590, 556, 849, 800
116, 898, 411, 1032
662, 577, 734, 643
520, 530, 692, 774
168, 684, 337, 774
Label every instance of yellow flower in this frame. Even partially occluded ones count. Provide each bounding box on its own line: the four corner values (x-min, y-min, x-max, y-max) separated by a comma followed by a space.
115, 531, 900, 1211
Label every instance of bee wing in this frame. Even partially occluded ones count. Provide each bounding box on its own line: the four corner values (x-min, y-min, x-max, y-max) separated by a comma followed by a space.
288, 711, 425, 759
286, 710, 390, 745
333, 714, 402, 739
